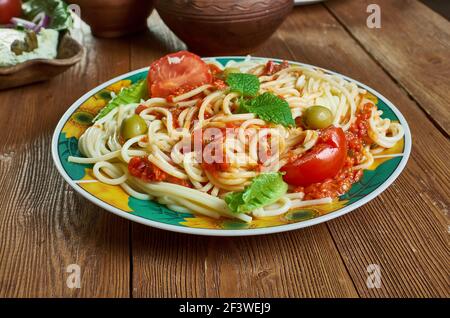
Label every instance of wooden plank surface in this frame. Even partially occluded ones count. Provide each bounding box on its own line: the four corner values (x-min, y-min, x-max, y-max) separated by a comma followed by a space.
128, 13, 358, 298
279, 4, 449, 297
0, 27, 131, 297
325, 0, 450, 135
0, 2, 448, 298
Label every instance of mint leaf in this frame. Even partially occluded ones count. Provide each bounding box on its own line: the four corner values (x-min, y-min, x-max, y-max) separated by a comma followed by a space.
239, 92, 295, 127
225, 173, 288, 214
93, 79, 148, 122
226, 73, 260, 97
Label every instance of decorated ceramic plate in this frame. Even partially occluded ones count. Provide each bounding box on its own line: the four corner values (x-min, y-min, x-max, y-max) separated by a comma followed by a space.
52, 55, 411, 236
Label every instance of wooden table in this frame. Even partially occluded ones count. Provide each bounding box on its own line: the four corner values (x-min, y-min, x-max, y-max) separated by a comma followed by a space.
0, 0, 449, 298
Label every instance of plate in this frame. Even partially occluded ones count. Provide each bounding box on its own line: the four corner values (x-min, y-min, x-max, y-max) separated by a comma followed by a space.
52, 56, 411, 236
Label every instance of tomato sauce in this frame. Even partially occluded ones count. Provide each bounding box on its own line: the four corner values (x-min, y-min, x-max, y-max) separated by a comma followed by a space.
263, 60, 289, 76
128, 157, 191, 187
349, 102, 374, 143
166, 85, 203, 103
199, 133, 228, 175
135, 104, 148, 115
295, 105, 373, 200
170, 107, 188, 128
208, 64, 228, 90
296, 153, 363, 200
139, 107, 188, 129
213, 78, 227, 90
201, 161, 230, 176
197, 123, 242, 175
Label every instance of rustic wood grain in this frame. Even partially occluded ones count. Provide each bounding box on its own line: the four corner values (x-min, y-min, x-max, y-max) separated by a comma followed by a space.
277, 5, 449, 297
129, 12, 358, 298
325, 0, 450, 135
0, 27, 131, 297
0, 4, 448, 298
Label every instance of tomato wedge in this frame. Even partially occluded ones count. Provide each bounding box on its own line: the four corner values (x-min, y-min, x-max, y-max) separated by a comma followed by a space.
147, 51, 212, 98
281, 126, 347, 187
0, 0, 22, 24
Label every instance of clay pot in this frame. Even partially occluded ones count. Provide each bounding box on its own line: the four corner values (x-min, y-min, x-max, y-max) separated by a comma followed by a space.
0, 33, 84, 90
69, 0, 154, 38
155, 0, 293, 55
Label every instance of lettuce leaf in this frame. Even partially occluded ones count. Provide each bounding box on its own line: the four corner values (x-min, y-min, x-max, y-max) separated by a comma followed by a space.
93, 79, 148, 122
225, 173, 288, 214
22, 0, 73, 31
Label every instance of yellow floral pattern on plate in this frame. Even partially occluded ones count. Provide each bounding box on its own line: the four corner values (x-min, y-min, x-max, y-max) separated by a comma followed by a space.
181, 199, 349, 229
78, 168, 132, 212
368, 138, 404, 170
62, 80, 132, 139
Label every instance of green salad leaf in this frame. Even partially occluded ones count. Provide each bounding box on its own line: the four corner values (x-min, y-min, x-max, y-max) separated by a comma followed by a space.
225, 173, 288, 214
22, 0, 73, 31
239, 92, 295, 127
93, 79, 148, 122
226, 73, 260, 97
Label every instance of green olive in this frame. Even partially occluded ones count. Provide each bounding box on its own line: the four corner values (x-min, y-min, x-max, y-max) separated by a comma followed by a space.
224, 67, 240, 77
302, 106, 333, 129
120, 115, 148, 140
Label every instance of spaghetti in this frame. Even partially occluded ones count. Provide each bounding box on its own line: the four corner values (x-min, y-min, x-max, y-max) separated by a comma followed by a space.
69, 55, 404, 223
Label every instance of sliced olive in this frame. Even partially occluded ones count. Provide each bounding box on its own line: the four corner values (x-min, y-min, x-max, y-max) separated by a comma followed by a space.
24, 30, 38, 51
10, 30, 38, 55
120, 115, 148, 140
302, 105, 333, 129
11, 40, 26, 55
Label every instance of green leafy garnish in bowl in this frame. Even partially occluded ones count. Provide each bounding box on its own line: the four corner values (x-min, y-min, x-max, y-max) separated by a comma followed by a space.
22, 0, 73, 31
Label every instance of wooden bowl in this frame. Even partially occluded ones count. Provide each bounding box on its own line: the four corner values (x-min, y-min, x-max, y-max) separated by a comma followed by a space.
155, 0, 293, 55
69, 0, 154, 38
0, 33, 84, 90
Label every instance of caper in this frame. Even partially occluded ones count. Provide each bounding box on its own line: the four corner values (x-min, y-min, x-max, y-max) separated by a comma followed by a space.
120, 115, 148, 140
223, 67, 240, 77
302, 105, 333, 129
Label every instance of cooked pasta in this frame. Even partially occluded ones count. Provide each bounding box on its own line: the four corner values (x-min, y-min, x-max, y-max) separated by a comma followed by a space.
69, 54, 404, 223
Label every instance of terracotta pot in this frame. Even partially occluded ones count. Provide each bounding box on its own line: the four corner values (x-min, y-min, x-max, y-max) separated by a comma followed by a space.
69, 0, 154, 38
155, 0, 293, 55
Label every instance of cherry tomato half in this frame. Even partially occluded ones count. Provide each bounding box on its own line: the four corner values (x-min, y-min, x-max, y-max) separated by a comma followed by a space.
147, 51, 212, 98
281, 126, 347, 187
0, 0, 22, 24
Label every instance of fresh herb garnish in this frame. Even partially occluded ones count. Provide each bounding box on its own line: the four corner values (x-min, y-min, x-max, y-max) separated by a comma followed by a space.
22, 0, 73, 31
225, 173, 288, 214
239, 92, 295, 127
93, 79, 148, 122
226, 73, 260, 97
